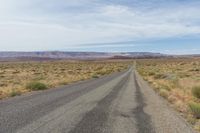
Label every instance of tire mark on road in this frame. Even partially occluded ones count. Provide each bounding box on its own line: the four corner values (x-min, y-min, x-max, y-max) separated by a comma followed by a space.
133, 72, 155, 133
68, 71, 131, 133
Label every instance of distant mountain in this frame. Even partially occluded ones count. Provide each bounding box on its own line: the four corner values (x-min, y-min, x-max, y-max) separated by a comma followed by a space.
176, 54, 200, 58
0, 51, 171, 61
0, 51, 110, 59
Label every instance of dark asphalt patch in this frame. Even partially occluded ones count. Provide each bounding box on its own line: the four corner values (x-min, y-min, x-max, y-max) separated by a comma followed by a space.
68, 72, 130, 133
133, 73, 155, 133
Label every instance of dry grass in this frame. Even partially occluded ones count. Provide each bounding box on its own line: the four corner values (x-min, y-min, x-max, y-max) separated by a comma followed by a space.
0, 60, 130, 99
136, 58, 200, 131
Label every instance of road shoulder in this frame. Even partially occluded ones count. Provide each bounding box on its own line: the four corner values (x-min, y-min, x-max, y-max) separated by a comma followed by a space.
135, 71, 196, 133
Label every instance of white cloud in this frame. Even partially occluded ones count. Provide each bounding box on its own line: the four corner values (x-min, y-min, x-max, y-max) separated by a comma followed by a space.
0, 0, 200, 51
99, 5, 134, 17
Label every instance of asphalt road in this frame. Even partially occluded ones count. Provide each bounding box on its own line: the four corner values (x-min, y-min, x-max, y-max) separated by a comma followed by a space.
0, 68, 196, 133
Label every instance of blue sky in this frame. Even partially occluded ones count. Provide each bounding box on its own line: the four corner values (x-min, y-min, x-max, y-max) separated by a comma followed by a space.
0, 0, 200, 54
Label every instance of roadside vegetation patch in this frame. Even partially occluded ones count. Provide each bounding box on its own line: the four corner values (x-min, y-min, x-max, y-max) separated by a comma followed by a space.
0, 60, 130, 99
9, 89, 21, 97
189, 102, 200, 119
92, 74, 99, 78
192, 86, 200, 99
136, 58, 200, 131
26, 82, 48, 91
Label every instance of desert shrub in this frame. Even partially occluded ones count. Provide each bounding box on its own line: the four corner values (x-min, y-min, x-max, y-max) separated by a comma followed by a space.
189, 102, 200, 119
9, 90, 21, 97
192, 86, 200, 99
12, 71, 20, 74
159, 89, 169, 98
179, 62, 186, 65
148, 71, 155, 76
68, 70, 74, 74
92, 74, 99, 78
60, 68, 66, 71
59, 81, 69, 85
189, 68, 200, 72
0, 83, 7, 87
117, 68, 123, 72
26, 82, 48, 91
76, 68, 82, 71
194, 68, 200, 72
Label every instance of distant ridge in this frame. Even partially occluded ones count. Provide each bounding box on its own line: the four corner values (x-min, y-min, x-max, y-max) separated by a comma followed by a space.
0, 51, 171, 61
